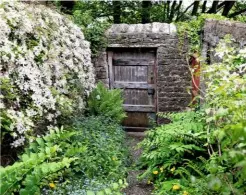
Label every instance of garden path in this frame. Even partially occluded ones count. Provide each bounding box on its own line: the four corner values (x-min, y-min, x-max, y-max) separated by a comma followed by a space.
123, 132, 153, 195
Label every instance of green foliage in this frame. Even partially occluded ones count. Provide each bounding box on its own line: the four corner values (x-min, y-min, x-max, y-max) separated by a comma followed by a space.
0, 77, 32, 152
235, 15, 246, 22
0, 110, 14, 141
72, 2, 111, 57
1, 116, 128, 194
44, 178, 128, 195
40, 116, 128, 194
176, 14, 228, 54
139, 38, 246, 195
202, 37, 246, 194
83, 20, 110, 57
71, 116, 128, 180
88, 82, 126, 123
139, 111, 207, 194
0, 78, 18, 105
0, 127, 76, 194
20, 158, 74, 195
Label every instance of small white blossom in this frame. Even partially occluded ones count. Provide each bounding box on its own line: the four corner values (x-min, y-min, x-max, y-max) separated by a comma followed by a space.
0, 1, 95, 147
96, 95, 101, 100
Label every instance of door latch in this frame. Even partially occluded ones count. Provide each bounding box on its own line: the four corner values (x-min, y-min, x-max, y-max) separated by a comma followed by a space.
148, 88, 155, 95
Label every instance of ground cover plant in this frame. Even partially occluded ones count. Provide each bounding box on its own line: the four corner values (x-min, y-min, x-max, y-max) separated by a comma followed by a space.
1, 84, 129, 195
139, 38, 246, 195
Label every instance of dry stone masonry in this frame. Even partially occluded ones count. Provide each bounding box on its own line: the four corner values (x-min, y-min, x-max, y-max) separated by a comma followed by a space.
94, 23, 191, 113
93, 20, 246, 115
202, 19, 246, 64
201, 19, 246, 97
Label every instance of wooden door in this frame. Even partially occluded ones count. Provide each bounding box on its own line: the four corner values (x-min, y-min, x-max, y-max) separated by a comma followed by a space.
108, 48, 156, 131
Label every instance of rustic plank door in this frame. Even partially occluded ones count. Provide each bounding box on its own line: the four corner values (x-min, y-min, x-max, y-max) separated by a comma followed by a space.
108, 48, 156, 131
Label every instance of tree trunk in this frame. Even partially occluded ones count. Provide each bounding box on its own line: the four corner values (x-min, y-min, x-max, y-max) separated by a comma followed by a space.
202, 1, 207, 13
142, 0, 152, 24
176, 2, 194, 21
229, 8, 246, 18
207, 1, 219, 13
60, 1, 75, 14
166, 1, 170, 21
192, 1, 200, 16
175, 1, 183, 20
222, 1, 235, 17
113, 1, 121, 24
163, 2, 167, 22
168, 1, 177, 23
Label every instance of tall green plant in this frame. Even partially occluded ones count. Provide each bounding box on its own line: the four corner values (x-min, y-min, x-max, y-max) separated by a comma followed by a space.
139, 111, 207, 188
202, 37, 246, 194
88, 82, 126, 123
139, 37, 246, 195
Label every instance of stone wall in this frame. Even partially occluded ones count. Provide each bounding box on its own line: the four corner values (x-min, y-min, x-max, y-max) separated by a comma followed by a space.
92, 50, 108, 85
201, 19, 246, 100
93, 23, 191, 113
93, 20, 246, 115
202, 19, 246, 64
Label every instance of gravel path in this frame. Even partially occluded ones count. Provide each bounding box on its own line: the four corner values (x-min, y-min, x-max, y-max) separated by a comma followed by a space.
123, 132, 153, 195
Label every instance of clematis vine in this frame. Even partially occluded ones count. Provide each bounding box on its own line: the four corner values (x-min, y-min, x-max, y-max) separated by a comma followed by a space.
0, 1, 95, 147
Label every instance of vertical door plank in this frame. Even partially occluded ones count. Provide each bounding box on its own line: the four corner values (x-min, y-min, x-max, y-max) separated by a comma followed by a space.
108, 48, 157, 129
108, 51, 114, 88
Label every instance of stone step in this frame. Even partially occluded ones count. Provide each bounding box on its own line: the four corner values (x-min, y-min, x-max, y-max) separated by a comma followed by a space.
126, 132, 146, 138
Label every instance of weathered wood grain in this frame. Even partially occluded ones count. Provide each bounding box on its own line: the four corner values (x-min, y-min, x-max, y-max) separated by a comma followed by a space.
114, 66, 148, 82
108, 51, 114, 88
108, 48, 157, 129
113, 59, 155, 66
123, 104, 155, 112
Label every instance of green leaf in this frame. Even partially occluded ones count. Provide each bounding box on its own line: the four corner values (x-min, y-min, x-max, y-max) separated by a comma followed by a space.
118, 179, 123, 185
112, 182, 119, 190
87, 190, 95, 195
21, 154, 29, 162
36, 138, 45, 147
96, 191, 104, 195
104, 188, 112, 194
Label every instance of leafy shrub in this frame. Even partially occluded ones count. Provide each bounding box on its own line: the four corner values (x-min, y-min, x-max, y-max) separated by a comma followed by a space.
139, 111, 207, 194
88, 82, 126, 123
70, 116, 128, 180
83, 21, 110, 57
0, 1, 95, 150
176, 14, 227, 54
43, 178, 128, 195
202, 37, 246, 194
139, 38, 246, 195
73, 2, 111, 57
42, 116, 128, 194
1, 116, 128, 194
0, 127, 77, 194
